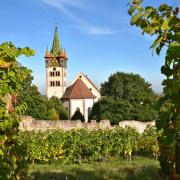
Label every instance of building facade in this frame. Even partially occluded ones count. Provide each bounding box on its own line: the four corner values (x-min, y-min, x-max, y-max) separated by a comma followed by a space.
44, 27, 68, 98
45, 27, 101, 121
62, 77, 96, 122
73, 73, 101, 102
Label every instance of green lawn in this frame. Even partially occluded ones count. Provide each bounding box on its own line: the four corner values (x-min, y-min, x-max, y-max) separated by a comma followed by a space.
29, 156, 169, 180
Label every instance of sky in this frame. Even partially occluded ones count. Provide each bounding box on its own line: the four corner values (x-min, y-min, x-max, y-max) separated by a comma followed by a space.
0, 0, 179, 94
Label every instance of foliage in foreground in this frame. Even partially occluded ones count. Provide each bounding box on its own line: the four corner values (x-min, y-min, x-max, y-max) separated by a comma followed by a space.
128, 0, 180, 176
19, 127, 161, 164
0, 42, 35, 179
89, 72, 159, 124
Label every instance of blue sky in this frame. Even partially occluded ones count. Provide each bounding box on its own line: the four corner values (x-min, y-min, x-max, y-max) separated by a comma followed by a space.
0, 0, 179, 94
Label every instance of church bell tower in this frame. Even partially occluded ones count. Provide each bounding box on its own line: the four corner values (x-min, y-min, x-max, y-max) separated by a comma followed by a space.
44, 27, 68, 99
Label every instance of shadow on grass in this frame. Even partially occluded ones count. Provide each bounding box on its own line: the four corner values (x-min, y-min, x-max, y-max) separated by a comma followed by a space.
30, 165, 167, 180
124, 165, 169, 180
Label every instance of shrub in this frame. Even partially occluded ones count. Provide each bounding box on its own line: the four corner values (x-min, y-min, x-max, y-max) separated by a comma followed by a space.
71, 108, 85, 122
47, 108, 59, 120
19, 127, 160, 164
0, 42, 34, 179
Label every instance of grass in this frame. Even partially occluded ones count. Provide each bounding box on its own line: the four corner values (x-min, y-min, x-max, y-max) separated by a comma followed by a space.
29, 156, 169, 180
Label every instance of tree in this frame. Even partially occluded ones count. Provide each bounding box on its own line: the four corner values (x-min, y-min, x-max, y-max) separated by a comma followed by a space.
46, 97, 68, 120
71, 108, 85, 122
90, 72, 158, 125
47, 108, 59, 120
128, 0, 180, 176
18, 75, 68, 120
0, 42, 35, 179
101, 72, 153, 100
18, 82, 48, 119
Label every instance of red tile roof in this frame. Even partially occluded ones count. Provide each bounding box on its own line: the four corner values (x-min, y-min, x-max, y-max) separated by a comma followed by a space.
62, 78, 96, 99
57, 49, 68, 60
44, 49, 54, 59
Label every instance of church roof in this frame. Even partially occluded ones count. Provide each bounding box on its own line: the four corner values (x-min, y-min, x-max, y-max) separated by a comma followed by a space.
51, 26, 61, 56
80, 73, 100, 93
57, 48, 68, 60
44, 48, 54, 59
62, 78, 96, 99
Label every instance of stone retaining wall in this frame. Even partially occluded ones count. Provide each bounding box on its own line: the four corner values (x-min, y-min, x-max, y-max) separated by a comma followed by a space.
19, 116, 155, 133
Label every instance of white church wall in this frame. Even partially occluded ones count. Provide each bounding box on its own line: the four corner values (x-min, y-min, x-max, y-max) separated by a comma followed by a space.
71, 99, 94, 123
46, 67, 67, 98
71, 99, 84, 119
84, 99, 94, 123
63, 100, 69, 109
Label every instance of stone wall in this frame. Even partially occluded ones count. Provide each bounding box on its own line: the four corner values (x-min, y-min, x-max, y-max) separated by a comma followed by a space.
119, 120, 155, 133
19, 116, 155, 133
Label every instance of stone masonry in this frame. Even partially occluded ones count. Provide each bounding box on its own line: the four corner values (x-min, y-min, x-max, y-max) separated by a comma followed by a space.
19, 116, 155, 133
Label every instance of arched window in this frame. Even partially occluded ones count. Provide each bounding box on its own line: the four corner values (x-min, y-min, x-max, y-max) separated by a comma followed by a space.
55, 81, 61, 86
50, 81, 54, 86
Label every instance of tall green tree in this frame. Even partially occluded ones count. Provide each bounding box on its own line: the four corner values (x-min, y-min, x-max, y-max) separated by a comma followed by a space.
0, 42, 34, 179
128, 0, 180, 176
46, 96, 68, 120
101, 72, 155, 102
18, 73, 68, 120
71, 108, 85, 122
18, 82, 48, 119
90, 72, 158, 125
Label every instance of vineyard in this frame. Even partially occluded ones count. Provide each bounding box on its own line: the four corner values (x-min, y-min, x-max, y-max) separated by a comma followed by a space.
18, 127, 161, 164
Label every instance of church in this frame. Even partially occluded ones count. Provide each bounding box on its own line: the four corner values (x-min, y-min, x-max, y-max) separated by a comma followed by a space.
44, 27, 101, 122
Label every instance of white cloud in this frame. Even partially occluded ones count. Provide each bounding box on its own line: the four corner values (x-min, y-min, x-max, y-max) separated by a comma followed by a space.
81, 25, 116, 35
41, 0, 119, 36
41, 0, 86, 23
42, 0, 85, 9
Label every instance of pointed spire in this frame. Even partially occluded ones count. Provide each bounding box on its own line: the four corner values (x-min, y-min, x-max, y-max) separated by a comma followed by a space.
45, 46, 54, 58
44, 47, 49, 57
51, 26, 61, 57
64, 48, 68, 60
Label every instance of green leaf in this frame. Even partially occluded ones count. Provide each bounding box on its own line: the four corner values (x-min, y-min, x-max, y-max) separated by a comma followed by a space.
161, 65, 173, 77
175, 114, 180, 130
158, 4, 168, 12
166, 42, 180, 61
130, 12, 143, 25
150, 35, 164, 53
128, 6, 136, 15
161, 16, 173, 31
145, 7, 154, 17
143, 25, 154, 34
